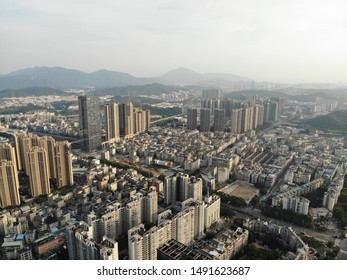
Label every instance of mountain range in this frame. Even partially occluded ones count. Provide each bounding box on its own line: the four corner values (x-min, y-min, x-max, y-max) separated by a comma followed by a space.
0, 66, 252, 90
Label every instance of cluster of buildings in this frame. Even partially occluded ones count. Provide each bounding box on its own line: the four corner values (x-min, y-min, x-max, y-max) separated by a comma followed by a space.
265, 131, 347, 216
186, 89, 284, 133
0, 95, 77, 111
0, 152, 223, 260
108, 126, 237, 174
1, 89, 346, 261
78, 95, 150, 152
1, 111, 80, 137
128, 194, 220, 260
245, 219, 310, 260
0, 132, 73, 208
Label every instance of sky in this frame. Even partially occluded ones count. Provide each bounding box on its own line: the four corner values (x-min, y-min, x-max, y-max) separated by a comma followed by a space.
1, 0, 347, 83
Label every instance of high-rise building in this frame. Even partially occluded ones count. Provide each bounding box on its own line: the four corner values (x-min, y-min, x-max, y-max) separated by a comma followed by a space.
164, 176, 177, 205
164, 174, 202, 205
0, 160, 20, 208
269, 101, 278, 122
66, 222, 118, 260
55, 141, 74, 188
13, 132, 31, 174
173, 207, 195, 245
263, 101, 270, 123
231, 108, 242, 134
27, 146, 50, 197
105, 103, 120, 143
0, 143, 17, 170
199, 108, 211, 132
134, 110, 150, 134
13, 133, 23, 171
125, 194, 142, 231
201, 99, 214, 113
119, 102, 134, 138
272, 97, 285, 118
78, 95, 101, 152
213, 109, 225, 132
100, 202, 124, 240
177, 199, 205, 240
145, 110, 151, 131
188, 177, 203, 201
187, 108, 198, 130
99, 236, 119, 260
202, 89, 223, 100
128, 224, 145, 260
141, 187, 158, 225
38, 136, 56, 180
241, 107, 250, 132
204, 195, 221, 229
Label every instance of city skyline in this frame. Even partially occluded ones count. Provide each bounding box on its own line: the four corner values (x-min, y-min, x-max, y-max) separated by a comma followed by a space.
1, 0, 346, 83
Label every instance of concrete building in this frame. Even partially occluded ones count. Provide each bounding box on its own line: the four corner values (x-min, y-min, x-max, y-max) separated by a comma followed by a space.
99, 236, 119, 260
164, 173, 189, 204
78, 95, 101, 152
188, 177, 203, 201
119, 102, 134, 138
142, 187, 158, 225
204, 195, 221, 229
55, 141, 74, 188
134, 110, 150, 134
282, 197, 310, 215
200, 108, 211, 132
27, 146, 50, 197
202, 89, 223, 100
214, 109, 225, 132
187, 108, 198, 130
38, 136, 56, 180
0, 143, 18, 170
173, 207, 195, 245
128, 224, 145, 260
125, 194, 143, 231
105, 103, 120, 142
0, 160, 20, 208
231, 108, 243, 134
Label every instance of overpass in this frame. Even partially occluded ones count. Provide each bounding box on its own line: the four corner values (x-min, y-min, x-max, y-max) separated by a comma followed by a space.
151, 114, 184, 124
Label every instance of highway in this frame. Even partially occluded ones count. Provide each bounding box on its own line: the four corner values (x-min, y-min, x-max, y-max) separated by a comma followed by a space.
151, 114, 183, 124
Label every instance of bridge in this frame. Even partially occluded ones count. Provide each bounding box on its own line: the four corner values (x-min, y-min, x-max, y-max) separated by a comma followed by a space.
151, 114, 184, 124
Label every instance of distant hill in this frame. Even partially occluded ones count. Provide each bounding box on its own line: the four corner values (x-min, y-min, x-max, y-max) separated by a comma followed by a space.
0, 67, 151, 90
302, 110, 347, 132
0, 66, 253, 90
0, 87, 66, 97
224, 90, 289, 99
289, 92, 332, 102
158, 67, 252, 86
2, 66, 344, 91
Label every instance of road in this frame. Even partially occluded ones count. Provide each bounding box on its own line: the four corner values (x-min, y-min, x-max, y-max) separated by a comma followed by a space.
151, 114, 183, 124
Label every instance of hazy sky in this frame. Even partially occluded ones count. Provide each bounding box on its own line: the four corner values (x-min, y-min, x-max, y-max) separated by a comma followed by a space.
1, 0, 346, 83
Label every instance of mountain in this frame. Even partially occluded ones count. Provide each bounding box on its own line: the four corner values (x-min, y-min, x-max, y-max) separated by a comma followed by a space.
302, 110, 347, 132
158, 68, 205, 85
0, 66, 151, 90
0, 66, 253, 90
157, 67, 252, 86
